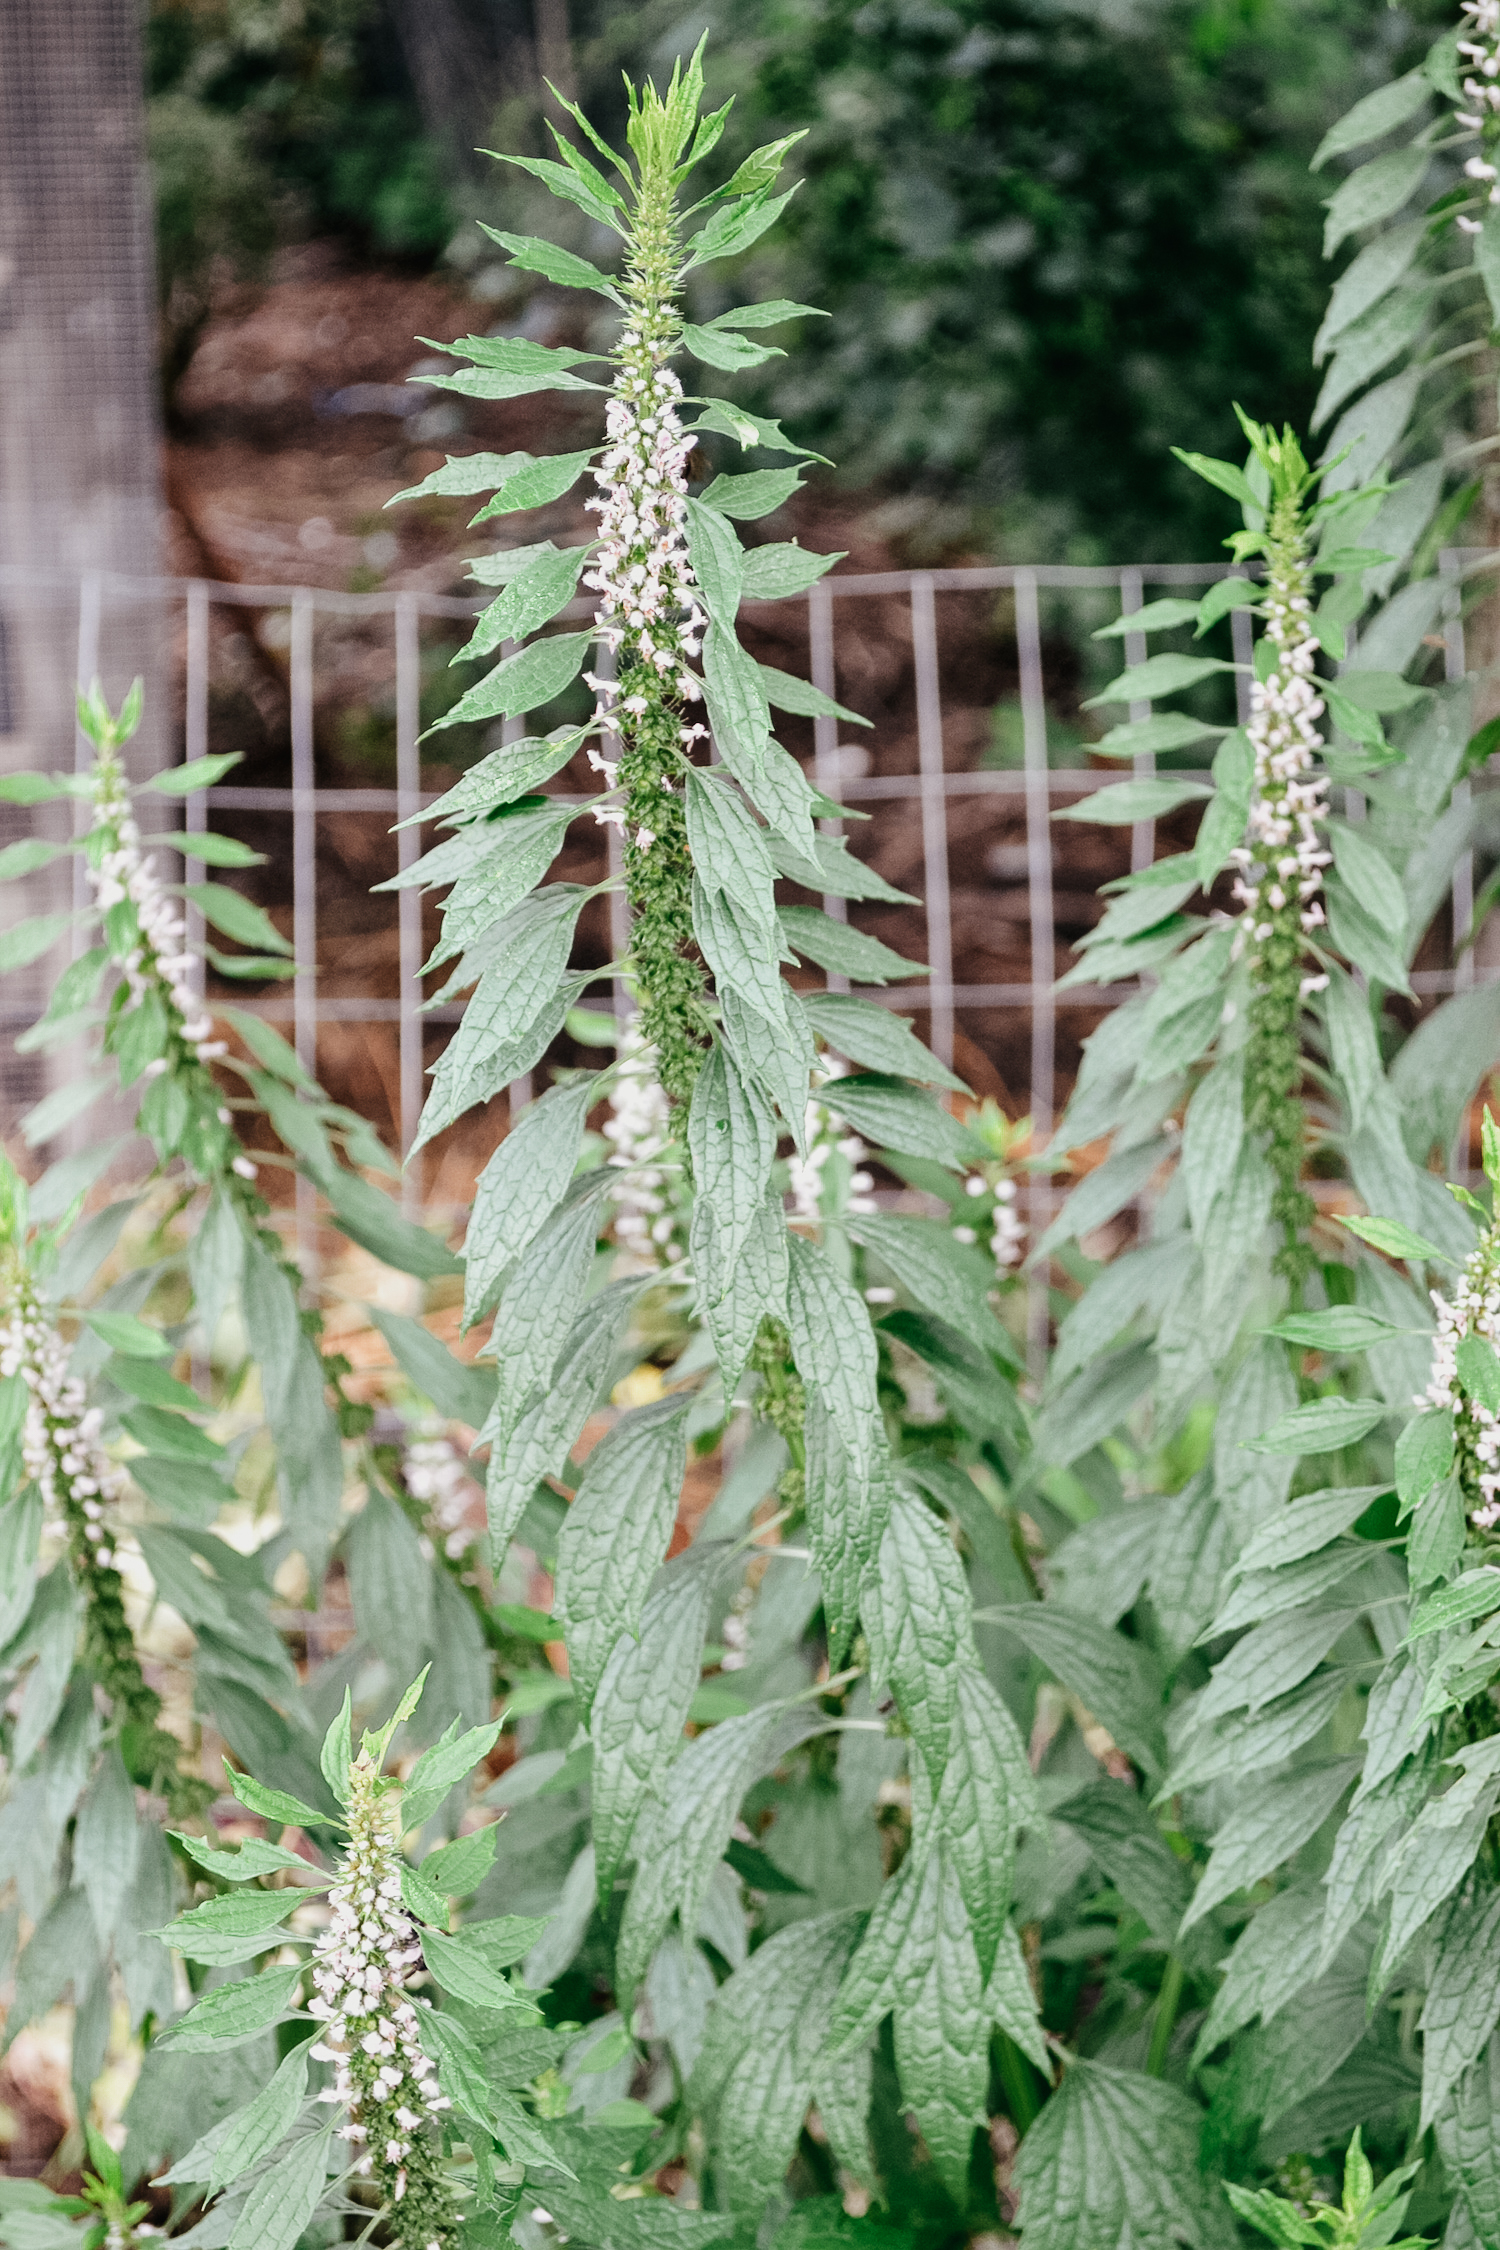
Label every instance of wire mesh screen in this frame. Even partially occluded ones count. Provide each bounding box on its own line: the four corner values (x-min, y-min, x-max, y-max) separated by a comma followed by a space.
0, 560, 1492, 1286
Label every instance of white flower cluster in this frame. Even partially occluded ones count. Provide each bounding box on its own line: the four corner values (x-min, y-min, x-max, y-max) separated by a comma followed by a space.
603, 1020, 683, 1265
953, 1170, 1025, 1270
1457, 0, 1500, 230
0, 1291, 123, 1569
581, 324, 708, 835
87, 758, 247, 1106
308, 1776, 450, 2213
403, 1425, 476, 1560
1229, 575, 1331, 997
1418, 1233, 1500, 1528
788, 1062, 878, 1227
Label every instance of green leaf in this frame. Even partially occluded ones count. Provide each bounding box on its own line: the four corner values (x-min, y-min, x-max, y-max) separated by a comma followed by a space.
0, 771, 74, 803
225, 2123, 330, 2250
1323, 144, 1431, 258
1261, 1307, 1404, 1351
1234, 1485, 1390, 1573
693, 1184, 791, 1400
1093, 711, 1223, 759
682, 321, 784, 370
1195, 728, 1255, 884
203, 2042, 310, 2196
421, 1824, 498, 1898
389, 449, 536, 505
556, 1394, 691, 1715
168, 1831, 323, 1884
0, 914, 73, 973
1417, 1891, 1500, 2131
424, 628, 592, 735
419, 1923, 523, 2011
1180, 1759, 1358, 1929
468, 445, 599, 526
399, 726, 586, 829
1377, 1750, 1500, 1974
368, 1307, 497, 1428
777, 906, 927, 984
1014, 2059, 1231, 2250
786, 1231, 881, 1487
1324, 868, 1413, 997
1084, 652, 1241, 706
740, 543, 841, 601
691, 397, 827, 461
1395, 1406, 1455, 1513
182, 883, 292, 955
0, 838, 69, 882
1170, 451, 1261, 509
691, 1908, 864, 2213
1054, 777, 1214, 824
797, 992, 963, 1091
688, 1041, 778, 1282
861, 1494, 976, 1788
891, 1853, 989, 2202
932, 1667, 1038, 1978
1405, 1568, 1500, 1642
685, 771, 779, 932
402, 1717, 504, 1831
140, 753, 243, 794
105, 1355, 204, 1411
145, 829, 265, 867
1056, 1777, 1192, 1943
477, 226, 621, 298
1241, 1396, 1387, 1454
83, 1309, 168, 1358
699, 468, 805, 521
1312, 68, 1431, 167
463, 1077, 596, 1327
158, 1962, 304, 2050
412, 897, 588, 1151
687, 187, 798, 269
455, 545, 591, 661
826, 1074, 973, 1170
225, 1769, 330, 1830
848, 1210, 1009, 1363
486, 1180, 612, 1439
1339, 1212, 1452, 1264
1458, 1334, 1500, 1414
415, 2001, 495, 2125
684, 496, 745, 625
425, 342, 604, 404
757, 664, 869, 726
482, 1278, 645, 1552
987, 1603, 1167, 1777
1192, 1887, 1325, 2065
591, 1556, 718, 1897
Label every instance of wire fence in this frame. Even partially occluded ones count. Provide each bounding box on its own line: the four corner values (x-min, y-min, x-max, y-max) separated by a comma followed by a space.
0, 557, 1491, 1285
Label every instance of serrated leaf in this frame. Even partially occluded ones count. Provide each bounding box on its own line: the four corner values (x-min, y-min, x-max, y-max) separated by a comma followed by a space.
1405, 1568, 1500, 1642
205, 2044, 310, 2195
319, 1691, 352, 1808
555, 1394, 691, 1716
931, 1668, 1038, 1977
861, 1494, 976, 1785
994, 1600, 1168, 1775
1055, 1777, 1192, 1944
1378, 1757, 1500, 1973
368, 1306, 497, 1428
1054, 777, 1214, 824
591, 1556, 718, 1897
486, 1179, 610, 1438
425, 628, 593, 736
1420, 1891, 1500, 2130
798, 992, 963, 1090
1084, 652, 1242, 707
464, 1078, 596, 1328
683, 496, 745, 624
167, 1832, 325, 1884
1013, 2058, 1229, 2250
688, 1041, 777, 1282
181, 882, 292, 956
225, 2123, 330, 2250
1164, 1671, 1352, 1795
1396, 1407, 1455, 1512
158, 1962, 304, 2050
1192, 1887, 1326, 2065
225, 1769, 330, 1830
1312, 68, 1431, 167
1241, 1396, 1387, 1454
482, 1279, 645, 1552
1262, 1307, 1403, 1351
804, 1389, 891, 1667
891, 1850, 989, 2201
420, 1823, 498, 1898
777, 905, 927, 984
685, 771, 779, 936
1181, 1759, 1358, 1930
1323, 144, 1430, 258
420, 1924, 520, 2009
1338, 1212, 1452, 1264
692, 1909, 865, 2211
785, 1231, 881, 1488
848, 1210, 1009, 1364
402, 1717, 504, 1832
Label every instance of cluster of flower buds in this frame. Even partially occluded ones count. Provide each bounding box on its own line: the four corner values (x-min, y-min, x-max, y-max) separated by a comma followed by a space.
603, 1020, 685, 1265
1229, 571, 1331, 997
86, 757, 240, 1094
403, 1425, 478, 1560
308, 1757, 452, 2224
789, 1062, 879, 1228
582, 341, 707, 720
0, 1289, 124, 1572
1418, 1231, 1500, 1528
954, 1169, 1026, 1270
1457, 0, 1500, 229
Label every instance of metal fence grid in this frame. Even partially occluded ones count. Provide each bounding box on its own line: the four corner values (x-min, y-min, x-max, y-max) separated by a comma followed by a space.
0, 558, 1491, 1278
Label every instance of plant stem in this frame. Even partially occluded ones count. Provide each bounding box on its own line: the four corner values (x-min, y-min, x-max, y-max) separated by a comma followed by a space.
1146, 1952, 1185, 2076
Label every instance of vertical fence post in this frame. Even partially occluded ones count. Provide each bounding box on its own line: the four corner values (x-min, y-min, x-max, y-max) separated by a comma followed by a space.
911, 574, 955, 1073
395, 593, 423, 1206
183, 580, 209, 1004
290, 590, 317, 1278
71, 572, 103, 941
1016, 568, 1054, 1377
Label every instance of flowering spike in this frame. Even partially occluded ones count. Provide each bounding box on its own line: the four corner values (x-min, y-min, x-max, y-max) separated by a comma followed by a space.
1454, 0, 1500, 231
